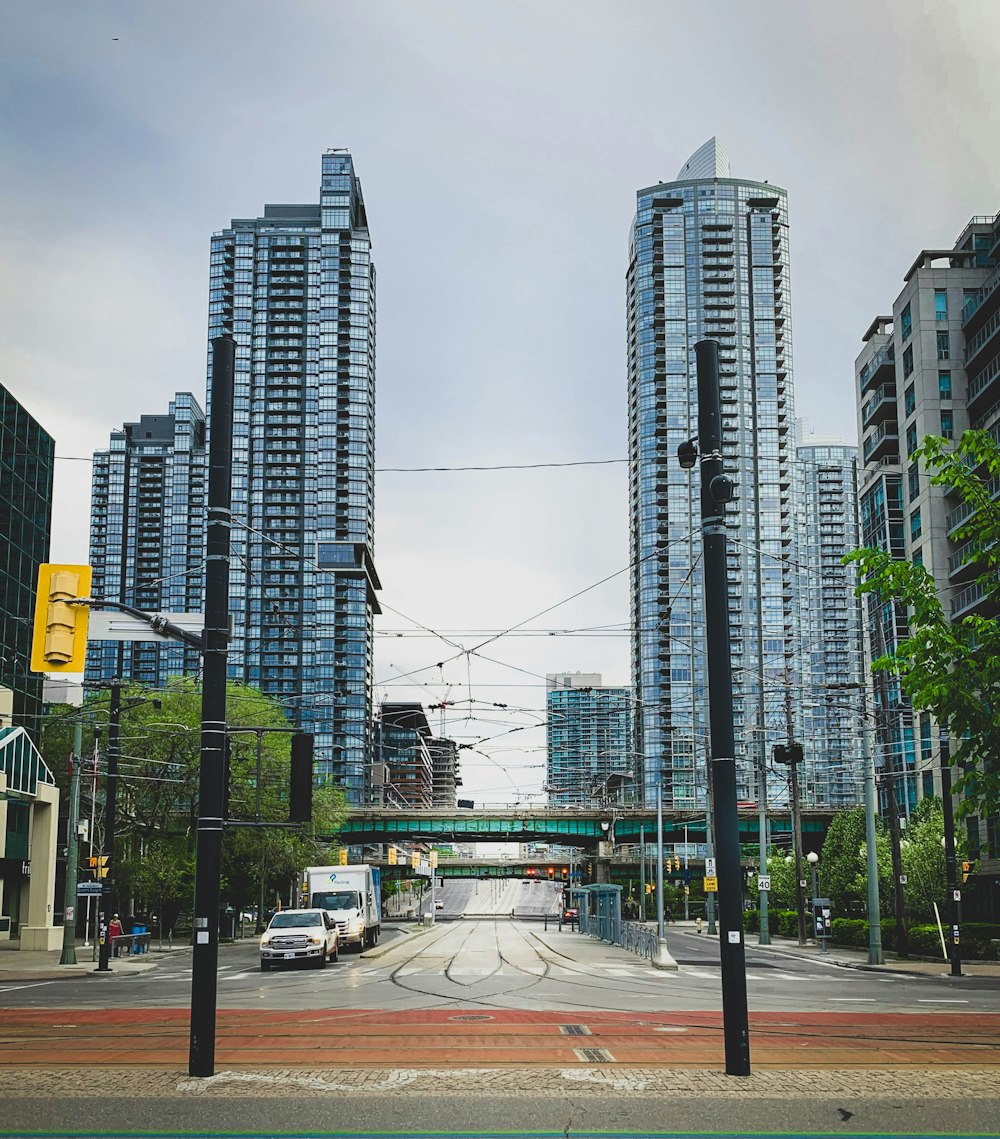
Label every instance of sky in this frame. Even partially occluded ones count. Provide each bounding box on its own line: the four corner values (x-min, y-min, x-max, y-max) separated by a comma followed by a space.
3, 0, 1000, 806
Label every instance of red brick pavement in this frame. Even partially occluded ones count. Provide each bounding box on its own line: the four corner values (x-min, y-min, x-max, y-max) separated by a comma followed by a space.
1, 1009, 997, 1069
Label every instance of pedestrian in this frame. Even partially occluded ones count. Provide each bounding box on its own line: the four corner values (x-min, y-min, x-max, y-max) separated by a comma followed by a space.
664, 903, 673, 925
108, 913, 124, 957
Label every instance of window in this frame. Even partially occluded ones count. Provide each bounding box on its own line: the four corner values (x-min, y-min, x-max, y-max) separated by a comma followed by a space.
904, 384, 915, 416
937, 331, 949, 360
935, 289, 948, 321
939, 371, 952, 400
906, 423, 918, 456
903, 345, 914, 377
912, 546, 923, 566
901, 303, 912, 340
940, 409, 954, 439
908, 462, 920, 502
910, 508, 922, 540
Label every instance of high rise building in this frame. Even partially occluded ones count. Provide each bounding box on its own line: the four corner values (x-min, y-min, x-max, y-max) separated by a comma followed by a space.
429, 737, 461, 808
855, 210, 1000, 822
208, 151, 379, 799
627, 139, 798, 809
0, 384, 53, 740
794, 423, 865, 809
87, 396, 206, 690
377, 703, 433, 809
545, 673, 634, 806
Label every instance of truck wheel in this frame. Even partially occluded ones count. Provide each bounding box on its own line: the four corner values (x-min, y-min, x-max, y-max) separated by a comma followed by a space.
315, 951, 326, 969
330, 944, 338, 963
260, 960, 271, 972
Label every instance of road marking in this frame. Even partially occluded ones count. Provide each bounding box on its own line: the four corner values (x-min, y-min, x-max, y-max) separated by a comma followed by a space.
918, 998, 969, 1003
643, 969, 674, 978
0, 982, 54, 993
829, 998, 876, 1002
605, 967, 635, 977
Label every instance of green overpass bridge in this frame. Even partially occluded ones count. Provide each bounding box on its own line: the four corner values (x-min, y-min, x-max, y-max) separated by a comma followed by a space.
341, 806, 833, 854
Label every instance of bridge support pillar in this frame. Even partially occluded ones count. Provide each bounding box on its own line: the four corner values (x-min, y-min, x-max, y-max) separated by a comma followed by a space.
594, 859, 612, 884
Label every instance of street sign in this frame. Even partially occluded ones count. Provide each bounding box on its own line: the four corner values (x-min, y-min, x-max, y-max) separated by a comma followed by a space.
703, 876, 718, 892
705, 857, 716, 876
89, 611, 205, 643
952, 889, 961, 902
758, 875, 771, 892
899, 874, 907, 885
76, 881, 103, 896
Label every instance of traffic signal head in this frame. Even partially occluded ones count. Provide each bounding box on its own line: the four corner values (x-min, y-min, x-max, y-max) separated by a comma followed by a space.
289, 733, 314, 823
547, 867, 554, 878
388, 847, 397, 865
338, 848, 348, 865
30, 564, 92, 673
962, 860, 971, 882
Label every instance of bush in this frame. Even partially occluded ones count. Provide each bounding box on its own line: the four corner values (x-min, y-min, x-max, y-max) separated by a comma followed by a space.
830, 918, 867, 948
744, 908, 759, 933
774, 909, 799, 938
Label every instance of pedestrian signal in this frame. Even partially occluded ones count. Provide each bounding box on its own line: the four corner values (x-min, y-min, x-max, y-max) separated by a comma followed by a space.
30, 564, 92, 673
962, 860, 971, 882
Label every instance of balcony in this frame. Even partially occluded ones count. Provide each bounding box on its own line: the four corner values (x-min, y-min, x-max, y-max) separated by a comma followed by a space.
863, 421, 899, 463
968, 352, 1000, 414
962, 262, 1000, 327
861, 384, 898, 427
948, 538, 987, 581
950, 579, 998, 620
946, 475, 1000, 535
858, 344, 896, 395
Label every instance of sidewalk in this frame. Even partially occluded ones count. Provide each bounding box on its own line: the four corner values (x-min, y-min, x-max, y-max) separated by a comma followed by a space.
0, 938, 187, 982
672, 923, 1000, 978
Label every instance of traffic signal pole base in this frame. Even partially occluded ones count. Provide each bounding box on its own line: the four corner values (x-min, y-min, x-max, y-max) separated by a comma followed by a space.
652, 938, 678, 970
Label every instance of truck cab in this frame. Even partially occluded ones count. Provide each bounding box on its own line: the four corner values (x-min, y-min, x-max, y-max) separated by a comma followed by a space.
302, 865, 381, 949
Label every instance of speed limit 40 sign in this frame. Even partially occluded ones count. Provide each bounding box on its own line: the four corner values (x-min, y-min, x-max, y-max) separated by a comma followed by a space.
758, 875, 771, 892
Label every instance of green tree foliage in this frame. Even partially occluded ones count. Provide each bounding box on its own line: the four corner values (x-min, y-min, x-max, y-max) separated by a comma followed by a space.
846, 430, 1000, 819
763, 851, 799, 910
41, 679, 348, 920
819, 806, 870, 916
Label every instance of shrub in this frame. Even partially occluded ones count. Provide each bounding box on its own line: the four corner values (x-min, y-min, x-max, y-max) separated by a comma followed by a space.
830, 918, 867, 948
744, 908, 760, 933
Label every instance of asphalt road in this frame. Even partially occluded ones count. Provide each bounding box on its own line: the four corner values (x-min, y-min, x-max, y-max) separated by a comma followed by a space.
1, 920, 997, 1014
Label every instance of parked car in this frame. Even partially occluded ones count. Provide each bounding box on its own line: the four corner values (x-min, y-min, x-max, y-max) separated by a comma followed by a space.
260, 908, 339, 971
562, 907, 579, 922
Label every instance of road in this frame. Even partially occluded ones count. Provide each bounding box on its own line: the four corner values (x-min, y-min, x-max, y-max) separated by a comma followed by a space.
1, 919, 998, 1014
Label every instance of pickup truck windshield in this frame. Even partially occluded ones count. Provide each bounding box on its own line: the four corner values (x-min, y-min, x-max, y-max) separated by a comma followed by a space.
312, 890, 360, 910
269, 912, 323, 928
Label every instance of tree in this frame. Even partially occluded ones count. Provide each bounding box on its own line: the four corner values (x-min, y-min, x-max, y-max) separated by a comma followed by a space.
41, 678, 349, 920
763, 850, 799, 910
846, 430, 1000, 820
819, 806, 871, 917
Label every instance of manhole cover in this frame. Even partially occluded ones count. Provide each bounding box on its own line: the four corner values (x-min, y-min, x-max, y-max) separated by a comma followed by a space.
449, 1014, 495, 1022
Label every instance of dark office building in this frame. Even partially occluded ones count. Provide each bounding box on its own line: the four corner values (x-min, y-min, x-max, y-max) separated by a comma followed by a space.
0, 385, 54, 741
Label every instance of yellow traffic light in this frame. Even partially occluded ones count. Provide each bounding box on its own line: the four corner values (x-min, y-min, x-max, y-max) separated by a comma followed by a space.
88, 855, 108, 879
338, 848, 348, 865
30, 564, 91, 673
429, 850, 439, 868
411, 852, 421, 869
388, 847, 397, 865
962, 860, 971, 882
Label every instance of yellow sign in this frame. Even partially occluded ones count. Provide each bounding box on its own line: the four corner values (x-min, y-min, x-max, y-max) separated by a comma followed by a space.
30, 564, 92, 673
703, 876, 718, 892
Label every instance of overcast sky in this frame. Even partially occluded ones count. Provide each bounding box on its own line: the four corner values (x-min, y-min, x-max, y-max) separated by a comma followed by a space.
3, 1, 999, 804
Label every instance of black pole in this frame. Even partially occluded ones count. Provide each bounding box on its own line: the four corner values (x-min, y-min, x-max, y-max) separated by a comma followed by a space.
884, 767, 908, 957
940, 737, 963, 977
188, 335, 235, 1077
695, 339, 750, 1077
788, 755, 807, 947
96, 677, 121, 971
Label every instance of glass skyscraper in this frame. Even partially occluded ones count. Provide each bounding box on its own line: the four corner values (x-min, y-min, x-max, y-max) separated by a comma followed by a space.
87, 395, 206, 690
545, 673, 635, 806
208, 151, 379, 799
0, 384, 53, 741
627, 139, 797, 810
794, 430, 865, 809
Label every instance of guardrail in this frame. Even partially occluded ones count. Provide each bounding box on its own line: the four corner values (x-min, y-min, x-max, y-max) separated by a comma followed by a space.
111, 933, 151, 957
620, 920, 659, 961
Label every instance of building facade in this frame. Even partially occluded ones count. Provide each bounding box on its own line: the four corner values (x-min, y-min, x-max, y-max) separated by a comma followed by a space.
627, 139, 798, 809
378, 703, 433, 810
794, 425, 865, 809
429, 737, 461, 808
855, 210, 1000, 838
0, 384, 54, 741
87, 396, 206, 689
207, 151, 379, 799
545, 673, 634, 806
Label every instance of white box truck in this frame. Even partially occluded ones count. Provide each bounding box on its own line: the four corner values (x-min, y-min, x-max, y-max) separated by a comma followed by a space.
301, 864, 381, 949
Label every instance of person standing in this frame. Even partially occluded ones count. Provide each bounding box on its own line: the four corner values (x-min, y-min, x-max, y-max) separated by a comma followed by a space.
108, 913, 124, 957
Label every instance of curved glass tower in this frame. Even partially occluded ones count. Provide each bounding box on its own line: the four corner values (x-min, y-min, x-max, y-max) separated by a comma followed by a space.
627, 139, 797, 809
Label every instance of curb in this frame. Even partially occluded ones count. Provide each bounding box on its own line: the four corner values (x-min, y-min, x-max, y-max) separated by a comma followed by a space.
359, 922, 442, 960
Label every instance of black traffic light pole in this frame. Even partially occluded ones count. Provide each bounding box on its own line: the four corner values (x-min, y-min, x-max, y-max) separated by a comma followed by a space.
940, 736, 963, 977
189, 335, 235, 1078
693, 339, 751, 1076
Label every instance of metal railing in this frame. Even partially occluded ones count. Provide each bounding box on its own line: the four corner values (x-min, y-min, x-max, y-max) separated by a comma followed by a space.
621, 920, 659, 961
